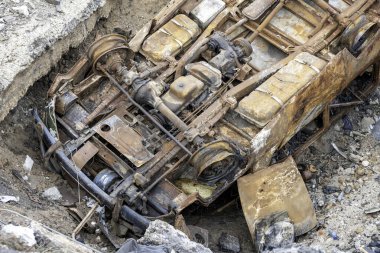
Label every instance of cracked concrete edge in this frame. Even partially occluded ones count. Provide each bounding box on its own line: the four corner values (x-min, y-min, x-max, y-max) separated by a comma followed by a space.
0, 0, 115, 121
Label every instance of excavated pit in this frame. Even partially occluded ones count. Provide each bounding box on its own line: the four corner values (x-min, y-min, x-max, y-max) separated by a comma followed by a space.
1, 1, 379, 253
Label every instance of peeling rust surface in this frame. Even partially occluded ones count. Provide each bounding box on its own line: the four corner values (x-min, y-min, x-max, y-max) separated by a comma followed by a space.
238, 157, 317, 238
93, 115, 154, 167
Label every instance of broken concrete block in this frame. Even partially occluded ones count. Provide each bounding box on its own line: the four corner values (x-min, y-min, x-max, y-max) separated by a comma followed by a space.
42, 186, 62, 201
11, 6, 30, 17
0, 224, 36, 250
0, 195, 19, 203
263, 221, 295, 250
138, 220, 212, 253
23, 155, 34, 176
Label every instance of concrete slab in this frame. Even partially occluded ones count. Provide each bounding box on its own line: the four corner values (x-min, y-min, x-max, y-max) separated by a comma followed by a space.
0, 0, 114, 121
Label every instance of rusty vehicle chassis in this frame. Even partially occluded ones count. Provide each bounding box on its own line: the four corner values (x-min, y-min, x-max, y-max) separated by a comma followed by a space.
34, 0, 380, 243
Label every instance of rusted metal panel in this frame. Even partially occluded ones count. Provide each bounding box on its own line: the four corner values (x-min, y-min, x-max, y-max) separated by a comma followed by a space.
242, 0, 277, 21
142, 14, 201, 62
72, 141, 99, 169
237, 52, 327, 127
269, 8, 315, 44
248, 36, 287, 71
238, 157, 317, 238
93, 115, 153, 167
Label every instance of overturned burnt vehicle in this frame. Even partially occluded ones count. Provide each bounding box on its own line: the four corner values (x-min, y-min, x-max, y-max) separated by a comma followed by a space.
33, 0, 380, 248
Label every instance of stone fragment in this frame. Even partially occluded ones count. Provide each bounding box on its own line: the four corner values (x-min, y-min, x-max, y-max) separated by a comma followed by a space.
3, 16, 16, 23
25, 0, 36, 9
362, 160, 369, 167
23, 155, 34, 176
265, 245, 325, 253
344, 185, 352, 194
316, 193, 325, 207
311, 134, 333, 154
349, 153, 363, 163
188, 225, 209, 247
337, 191, 344, 202
364, 206, 380, 214
263, 221, 294, 250
323, 185, 340, 194
0, 195, 19, 203
356, 167, 365, 176
328, 230, 339, 240
45, 0, 60, 5
1, 224, 36, 249
218, 232, 240, 253
138, 220, 212, 253
12, 6, 30, 17
372, 120, 380, 141
254, 212, 297, 252
342, 115, 353, 131
42, 186, 62, 201
360, 117, 375, 133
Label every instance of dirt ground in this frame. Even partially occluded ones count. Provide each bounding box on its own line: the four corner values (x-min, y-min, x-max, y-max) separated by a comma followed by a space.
0, 1, 379, 253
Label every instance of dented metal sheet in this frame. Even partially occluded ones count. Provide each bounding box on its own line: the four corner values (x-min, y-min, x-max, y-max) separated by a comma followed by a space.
242, 0, 277, 21
237, 52, 327, 127
269, 8, 315, 44
190, 0, 226, 28
72, 141, 99, 169
93, 115, 153, 167
237, 157, 317, 238
249, 36, 287, 71
142, 14, 201, 62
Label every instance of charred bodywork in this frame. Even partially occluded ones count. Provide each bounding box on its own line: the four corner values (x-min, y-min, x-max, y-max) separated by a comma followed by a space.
34, 0, 380, 246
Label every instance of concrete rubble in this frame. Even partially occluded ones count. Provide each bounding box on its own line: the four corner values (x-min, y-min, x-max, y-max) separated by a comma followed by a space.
0, 210, 102, 252
0, 224, 36, 250
138, 220, 212, 253
0, 195, 19, 203
41, 186, 62, 201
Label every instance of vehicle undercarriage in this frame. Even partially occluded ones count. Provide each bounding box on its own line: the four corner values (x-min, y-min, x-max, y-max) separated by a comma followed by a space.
33, 0, 380, 249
